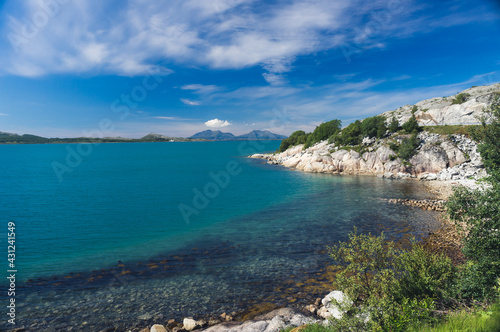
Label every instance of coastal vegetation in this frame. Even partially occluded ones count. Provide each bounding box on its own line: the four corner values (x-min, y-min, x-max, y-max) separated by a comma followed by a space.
306, 97, 500, 331
279, 114, 422, 163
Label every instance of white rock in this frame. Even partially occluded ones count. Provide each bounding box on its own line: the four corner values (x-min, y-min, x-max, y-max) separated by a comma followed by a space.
151, 325, 168, 332
320, 291, 352, 320
184, 318, 205, 331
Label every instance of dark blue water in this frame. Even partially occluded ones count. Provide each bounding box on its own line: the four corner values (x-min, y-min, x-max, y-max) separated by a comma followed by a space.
0, 141, 440, 331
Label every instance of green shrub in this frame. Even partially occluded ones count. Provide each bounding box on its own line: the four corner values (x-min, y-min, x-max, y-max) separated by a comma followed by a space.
361, 116, 386, 139
332, 120, 362, 146
402, 114, 422, 134
389, 116, 400, 133
452, 93, 471, 105
398, 132, 420, 161
395, 241, 458, 302
328, 229, 452, 331
447, 96, 500, 301
279, 130, 308, 152
412, 105, 419, 114
304, 120, 342, 149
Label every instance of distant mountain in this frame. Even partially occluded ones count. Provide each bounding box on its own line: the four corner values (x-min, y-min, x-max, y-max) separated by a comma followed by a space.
0, 131, 203, 144
189, 129, 286, 141
189, 130, 236, 140
236, 130, 287, 140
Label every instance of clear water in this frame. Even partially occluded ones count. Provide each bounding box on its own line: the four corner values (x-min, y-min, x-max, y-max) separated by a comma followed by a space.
0, 141, 440, 331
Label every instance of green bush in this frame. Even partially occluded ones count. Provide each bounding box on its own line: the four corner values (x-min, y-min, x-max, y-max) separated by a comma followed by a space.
402, 114, 422, 134
398, 132, 420, 161
279, 130, 308, 152
332, 120, 362, 146
328, 229, 453, 331
452, 93, 471, 105
447, 96, 500, 301
361, 116, 386, 139
389, 117, 400, 133
304, 120, 342, 149
395, 241, 458, 302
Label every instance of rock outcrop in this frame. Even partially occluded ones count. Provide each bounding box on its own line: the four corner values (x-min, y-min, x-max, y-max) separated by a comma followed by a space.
381, 83, 500, 126
201, 308, 318, 332
251, 133, 486, 181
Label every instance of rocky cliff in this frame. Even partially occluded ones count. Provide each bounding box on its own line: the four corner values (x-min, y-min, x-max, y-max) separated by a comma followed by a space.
251, 132, 486, 181
251, 84, 500, 181
382, 83, 500, 126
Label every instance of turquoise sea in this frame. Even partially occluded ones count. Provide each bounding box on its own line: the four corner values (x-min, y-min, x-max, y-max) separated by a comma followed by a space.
0, 141, 441, 331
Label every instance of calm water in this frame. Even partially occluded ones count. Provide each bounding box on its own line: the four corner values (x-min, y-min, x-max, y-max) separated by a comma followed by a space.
0, 141, 440, 331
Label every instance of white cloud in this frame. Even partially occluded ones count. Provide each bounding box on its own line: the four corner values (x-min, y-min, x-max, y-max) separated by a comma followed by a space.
205, 118, 231, 127
0, 113, 8, 116
181, 84, 222, 94
0, 0, 455, 78
152, 116, 195, 120
180, 98, 200, 106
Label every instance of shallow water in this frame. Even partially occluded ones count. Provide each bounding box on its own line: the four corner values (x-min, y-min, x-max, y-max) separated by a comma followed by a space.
0, 141, 440, 331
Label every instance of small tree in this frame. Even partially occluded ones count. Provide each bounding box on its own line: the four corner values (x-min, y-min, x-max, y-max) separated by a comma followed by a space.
402, 115, 421, 134
398, 132, 420, 161
452, 93, 471, 105
362, 116, 386, 138
389, 116, 400, 133
334, 120, 362, 146
447, 96, 500, 300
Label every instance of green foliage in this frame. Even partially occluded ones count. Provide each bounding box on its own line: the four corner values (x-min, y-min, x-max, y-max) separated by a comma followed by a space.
446, 97, 500, 301
408, 304, 500, 332
395, 241, 458, 302
423, 125, 478, 137
361, 116, 387, 139
452, 93, 471, 105
447, 186, 500, 300
411, 105, 419, 114
279, 130, 308, 152
328, 229, 454, 331
397, 133, 420, 161
389, 116, 400, 133
331, 120, 362, 146
280, 120, 341, 151
402, 114, 422, 134
472, 97, 500, 185
304, 120, 342, 149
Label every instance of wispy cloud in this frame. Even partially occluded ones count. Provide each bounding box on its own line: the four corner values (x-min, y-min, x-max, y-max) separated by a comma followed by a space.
0, 113, 8, 116
181, 84, 222, 94
151, 116, 196, 120
0, 0, 485, 78
180, 98, 200, 106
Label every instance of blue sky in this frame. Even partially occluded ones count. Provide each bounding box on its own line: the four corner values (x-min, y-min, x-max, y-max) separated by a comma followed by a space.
0, 0, 499, 138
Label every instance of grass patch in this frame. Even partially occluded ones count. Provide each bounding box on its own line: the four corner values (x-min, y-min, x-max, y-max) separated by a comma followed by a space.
423, 125, 479, 137
408, 304, 500, 332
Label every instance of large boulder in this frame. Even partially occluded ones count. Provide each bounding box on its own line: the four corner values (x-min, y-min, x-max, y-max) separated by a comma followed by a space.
317, 291, 352, 320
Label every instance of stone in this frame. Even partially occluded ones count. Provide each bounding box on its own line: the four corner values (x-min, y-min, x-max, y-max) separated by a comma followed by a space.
320, 291, 352, 320
183, 318, 205, 331
305, 304, 317, 314
151, 325, 168, 332
138, 313, 154, 320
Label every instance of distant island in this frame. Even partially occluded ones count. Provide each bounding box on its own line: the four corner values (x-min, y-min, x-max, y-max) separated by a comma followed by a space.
0, 130, 287, 144
189, 129, 287, 141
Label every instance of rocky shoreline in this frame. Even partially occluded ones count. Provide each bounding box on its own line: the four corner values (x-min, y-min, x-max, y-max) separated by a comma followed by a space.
132, 182, 467, 332
250, 132, 486, 184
